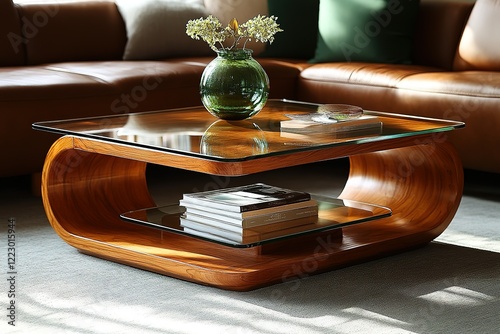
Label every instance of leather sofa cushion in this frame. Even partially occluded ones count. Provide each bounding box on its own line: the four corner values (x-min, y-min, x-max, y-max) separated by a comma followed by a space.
44, 59, 210, 92
18, 1, 126, 65
300, 62, 440, 88
0, 67, 115, 101
454, 0, 500, 70
43, 57, 306, 104
0, 56, 305, 106
296, 62, 500, 174
0, 0, 24, 66
296, 62, 440, 112
298, 62, 500, 102
396, 71, 500, 98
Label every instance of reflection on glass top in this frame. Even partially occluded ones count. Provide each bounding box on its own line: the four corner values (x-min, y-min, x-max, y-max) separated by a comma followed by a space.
120, 195, 392, 248
33, 99, 464, 161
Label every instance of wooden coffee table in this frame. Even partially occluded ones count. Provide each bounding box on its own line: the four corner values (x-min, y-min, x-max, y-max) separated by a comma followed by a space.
33, 100, 464, 291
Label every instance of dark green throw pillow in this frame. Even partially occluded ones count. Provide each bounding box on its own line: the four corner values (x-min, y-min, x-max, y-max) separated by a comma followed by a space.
310, 0, 420, 64
260, 0, 320, 59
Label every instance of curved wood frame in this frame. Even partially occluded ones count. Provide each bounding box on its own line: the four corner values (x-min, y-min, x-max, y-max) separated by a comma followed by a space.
41, 135, 463, 291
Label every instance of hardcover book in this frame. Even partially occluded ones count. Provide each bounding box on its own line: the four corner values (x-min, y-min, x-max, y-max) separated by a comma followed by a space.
182, 204, 318, 230
180, 183, 311, 213
180, 215, 319, 244
280, 115, 382, 134
180, 199, 317, 219
185, 199, 318, 227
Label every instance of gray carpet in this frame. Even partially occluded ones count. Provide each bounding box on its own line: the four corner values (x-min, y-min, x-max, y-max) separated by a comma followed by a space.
1, 160, 499, 334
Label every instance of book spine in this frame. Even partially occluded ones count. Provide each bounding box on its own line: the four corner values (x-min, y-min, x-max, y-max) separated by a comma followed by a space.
240, 206, 318, 228
182, 226, 240, 244
181, 220, 246, 240
184, 205, 318, 229
181, 198, 318, 218
181, 183, 311, 213
183, 194, 311, 213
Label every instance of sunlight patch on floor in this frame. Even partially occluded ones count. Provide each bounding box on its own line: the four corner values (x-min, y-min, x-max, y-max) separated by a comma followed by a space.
418, 286, 496, 306
435, 230, 500, 253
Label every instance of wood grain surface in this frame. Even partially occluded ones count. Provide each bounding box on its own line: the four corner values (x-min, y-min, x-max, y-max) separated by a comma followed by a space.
40, 131, 463, 291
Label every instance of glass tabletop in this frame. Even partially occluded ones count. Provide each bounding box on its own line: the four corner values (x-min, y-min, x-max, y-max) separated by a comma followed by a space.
120, 195, 392, 248
33, 99, 464, 162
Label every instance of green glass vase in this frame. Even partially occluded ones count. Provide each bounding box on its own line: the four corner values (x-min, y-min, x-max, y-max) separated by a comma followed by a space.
200, 49, 270, 120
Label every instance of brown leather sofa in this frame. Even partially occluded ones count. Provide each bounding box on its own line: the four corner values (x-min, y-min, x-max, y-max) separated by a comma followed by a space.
1, 0, 498, 179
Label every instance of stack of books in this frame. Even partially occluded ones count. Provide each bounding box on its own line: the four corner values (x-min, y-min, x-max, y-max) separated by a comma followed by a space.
179, 183, 318, 244
280, 114, 383, 139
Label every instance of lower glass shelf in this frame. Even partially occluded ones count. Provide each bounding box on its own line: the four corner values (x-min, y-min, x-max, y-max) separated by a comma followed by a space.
120, 195, 391, 248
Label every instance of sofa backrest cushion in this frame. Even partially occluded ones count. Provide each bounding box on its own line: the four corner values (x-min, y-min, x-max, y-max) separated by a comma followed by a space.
1, 0, 25, 66
412, 0, 474, 70
117, 0, 213, 60
453, 0, 500, 70
17, 1, 127, 65
310, 0, 420, 64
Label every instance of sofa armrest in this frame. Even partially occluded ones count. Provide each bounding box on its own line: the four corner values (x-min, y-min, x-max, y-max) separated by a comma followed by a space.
413, 0, 475, 70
